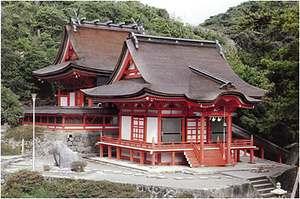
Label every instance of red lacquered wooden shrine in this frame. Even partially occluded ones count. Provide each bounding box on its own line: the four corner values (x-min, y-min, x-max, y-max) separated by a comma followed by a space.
82, 34, 267, 167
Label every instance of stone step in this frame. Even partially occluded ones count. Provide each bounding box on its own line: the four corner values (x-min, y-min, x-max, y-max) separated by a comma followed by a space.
253, 183, 274, 189
249, 176, 268, 181
251, 178, 269, 185
257, 187, 275, 194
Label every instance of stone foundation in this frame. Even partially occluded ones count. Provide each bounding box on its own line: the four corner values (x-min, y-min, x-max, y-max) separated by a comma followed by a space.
2, 129, 119, 157
136, 183, 255, 198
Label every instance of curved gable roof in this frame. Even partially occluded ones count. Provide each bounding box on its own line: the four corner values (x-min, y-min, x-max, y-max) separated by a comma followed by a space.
34, 21, 141, 79
82, 34, 267, 105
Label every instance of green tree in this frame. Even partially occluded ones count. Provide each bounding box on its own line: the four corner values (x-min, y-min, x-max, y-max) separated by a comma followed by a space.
1, 86, 24, 127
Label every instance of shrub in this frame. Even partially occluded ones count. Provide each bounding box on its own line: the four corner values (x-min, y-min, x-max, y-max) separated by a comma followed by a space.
1, 169, 44, 198
175, 193, 194, 198
70, 160, 87, 172
1, 142, 21, 156
4, 125, 45, 141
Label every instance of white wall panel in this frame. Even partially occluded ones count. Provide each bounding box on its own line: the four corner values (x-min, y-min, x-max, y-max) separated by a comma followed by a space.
146, 117, 158, 143
121, 116, 131, 140
60, 97, 68, 106
69, 92, 75, 106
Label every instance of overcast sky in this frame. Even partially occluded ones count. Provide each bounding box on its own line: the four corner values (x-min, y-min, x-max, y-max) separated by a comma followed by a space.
139, 0, 248, 25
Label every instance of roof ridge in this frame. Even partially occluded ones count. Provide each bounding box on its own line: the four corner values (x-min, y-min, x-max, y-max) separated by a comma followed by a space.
128, 32, 222, 49
189, 65, 236, 89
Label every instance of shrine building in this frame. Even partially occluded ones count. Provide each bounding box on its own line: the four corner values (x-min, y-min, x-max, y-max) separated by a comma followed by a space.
81, 33, 267, 167
23, 20, 143, 135
22, 17, 289, 166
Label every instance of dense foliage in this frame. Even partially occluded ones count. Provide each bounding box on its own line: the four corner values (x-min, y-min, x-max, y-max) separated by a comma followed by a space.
1, 169, 149, 198
202, 1, 299, 147
1, 85, 24, 127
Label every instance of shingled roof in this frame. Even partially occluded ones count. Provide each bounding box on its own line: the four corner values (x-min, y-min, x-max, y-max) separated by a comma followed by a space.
81, 33, 267, 105
33, 21, 142, 79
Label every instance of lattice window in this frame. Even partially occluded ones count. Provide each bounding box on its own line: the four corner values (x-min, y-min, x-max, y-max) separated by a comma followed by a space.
186, 118, 207, 142
132, 117, 144, 141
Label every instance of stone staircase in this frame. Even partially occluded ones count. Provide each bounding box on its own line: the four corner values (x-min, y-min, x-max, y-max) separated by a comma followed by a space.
248, 176, 276, 198
184, 148, 226, 167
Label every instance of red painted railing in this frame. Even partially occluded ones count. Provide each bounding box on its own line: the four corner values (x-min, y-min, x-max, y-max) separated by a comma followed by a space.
99, 136, 253, 151
231, 139, 253, 147
192, 143, 202, 163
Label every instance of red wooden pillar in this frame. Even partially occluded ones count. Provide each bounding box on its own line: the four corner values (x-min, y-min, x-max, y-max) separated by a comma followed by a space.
171, 152, 175, 166
58, 81, 61, 106
88, 99, 93, 107
140, 151, 144, 165
108, 146, 112, 159
279, 156, 282, 163
151, 153, 155, 166
100, 145, 103, 157
250, 149, 254, 163
233, 150, 237, 164
157, 115, 162, 143
200, 113, 205, 166
116, 147, 121, 160
244, 149, 247, 156
130, 150, 134, 163
226, 112, 232, 165
261, 147, 264, 159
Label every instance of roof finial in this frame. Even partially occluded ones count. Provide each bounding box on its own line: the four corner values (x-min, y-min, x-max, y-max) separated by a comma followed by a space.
129, 32, 139, 49
70, 7, 84, 32
215, 40, 223, 56
130, 16, 145, 34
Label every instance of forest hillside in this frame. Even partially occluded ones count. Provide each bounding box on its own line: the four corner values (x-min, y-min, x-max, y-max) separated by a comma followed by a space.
1, 1, 298, 149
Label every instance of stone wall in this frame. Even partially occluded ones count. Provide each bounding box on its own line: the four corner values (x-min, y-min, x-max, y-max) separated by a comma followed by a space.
2, 129, 119, 157
136, 183, 256, 198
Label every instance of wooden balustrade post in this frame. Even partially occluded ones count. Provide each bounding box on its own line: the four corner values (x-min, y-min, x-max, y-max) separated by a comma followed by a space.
100, 131, 103, 142
251, 135, 253, 146
217, 136, 219, 142
152, 137, 155, 149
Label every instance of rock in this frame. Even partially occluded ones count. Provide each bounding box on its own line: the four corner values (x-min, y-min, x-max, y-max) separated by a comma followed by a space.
52, 141, 79, 169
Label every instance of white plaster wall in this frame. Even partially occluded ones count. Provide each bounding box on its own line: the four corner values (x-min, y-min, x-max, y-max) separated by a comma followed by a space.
69, 92, 75, 106
121, 116, 131, 140
121, 149, 130, 157
60, 97, 68, 106
161, 153, 183, 163
147, 117, 158, 143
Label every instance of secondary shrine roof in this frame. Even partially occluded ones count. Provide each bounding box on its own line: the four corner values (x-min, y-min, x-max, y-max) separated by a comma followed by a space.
33, 21, 142, 79
82, 33, 266, 105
